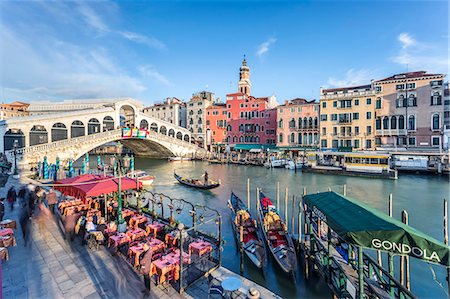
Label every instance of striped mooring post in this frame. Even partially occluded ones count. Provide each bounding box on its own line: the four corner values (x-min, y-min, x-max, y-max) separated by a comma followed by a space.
68, 160, 74, 178
43, 156, 49, 180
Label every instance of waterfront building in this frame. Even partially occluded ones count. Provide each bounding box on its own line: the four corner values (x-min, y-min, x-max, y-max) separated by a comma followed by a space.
187, 91, 216, 147
319, 85, 376, 150
276, 98, 319, 149
142, 97, 187, 128
226, 93, 277, 145
374, 71, 446, 149
0, 101, 30, 120
443, 82, 450, 150
206, 102, 227, 150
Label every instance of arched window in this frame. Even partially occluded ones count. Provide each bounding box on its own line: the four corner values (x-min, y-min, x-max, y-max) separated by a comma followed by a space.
52, 123, 68, 142
30, 125, 48, 146
150, 123, 158, 132
313, 133, 318, 144
383, 117, 389, 129
308, 117, 313, 128
198, 128, 202, 133
88, 118, 100, 135
408, 115, 415, 130
198, 109, 202, 115
298, 118, 302, 128
290, 133, 295, 143
432, 114, 440, 130
233, 136, 238, 143
279, 133, 283, 143
376, 118, 381, 130
4, 129, 25, 150
308, 133, 313, 144
71, 120, 85, 138
176, 132, 183, 139
390, 116, 397, 129
409, 94, 416, 107
198, 117, 202, 124
227, 125, 232, 132
103, 116, 114, 131
298, 133, 302, 145
278, 119, 283, 128
160, 126, 167, 135
140, 119, 149, 130
239, 136, 244, 142
303, 133, 308, 145
398, 115, 405, 129
255, 136, 260, 143
168, 129, 175, 137
183, 134, 190, 142
289, 118, 295, 128
303, 117, 308, 128
314, 117, 318, 128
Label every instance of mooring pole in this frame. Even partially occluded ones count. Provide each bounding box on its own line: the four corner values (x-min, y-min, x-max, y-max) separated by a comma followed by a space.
388, 193, 394, 297
290, 195, 294, 234
444, 199, 449, 296
285, 187, 289, 229
239, 217, 244, 274
358, 246, 364, 299
298, 196, 303, 249
247, 178, 250, 209
343, 184, 347, 196
277, 182, 280, 209
402, 210, 410, 291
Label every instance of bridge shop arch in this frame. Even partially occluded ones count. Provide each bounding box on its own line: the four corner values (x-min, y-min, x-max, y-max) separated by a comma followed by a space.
71, 121, 85, 138
103, 116, 115, 131
88, 118, 101, 135
4, 129, 25, 150
120, 105, 135, 128
51, 123, 68, 142
30, 125, 48, 146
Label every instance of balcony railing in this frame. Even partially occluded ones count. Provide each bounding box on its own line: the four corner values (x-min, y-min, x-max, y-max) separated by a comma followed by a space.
320, 90, 376, 100
375, 129, 407, 136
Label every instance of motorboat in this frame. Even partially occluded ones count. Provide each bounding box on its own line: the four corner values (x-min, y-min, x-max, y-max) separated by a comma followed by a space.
126, 170, 155, 186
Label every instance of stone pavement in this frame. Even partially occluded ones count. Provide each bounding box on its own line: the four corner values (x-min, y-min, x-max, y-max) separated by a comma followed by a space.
0, 176, 188, 299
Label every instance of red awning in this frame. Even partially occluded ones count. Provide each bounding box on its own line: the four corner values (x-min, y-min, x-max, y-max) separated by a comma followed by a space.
54, 175, 141, 199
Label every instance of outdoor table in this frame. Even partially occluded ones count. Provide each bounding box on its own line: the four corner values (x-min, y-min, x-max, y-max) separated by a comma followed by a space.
189, 240, 213, 257
150, 257, 179, 285
122, 209, 135, 219
221, 277, 242, 298
165, 233, 177, 247
129, 215, 148, 228
146, 222, 165, 237
127, 228, 146, 241
0, 236, 16, 247
0, 247, 8, 261
0, 219, 16, 230
128, 242, 147, 267
164, 249, 190, 265
108, 233, 131, 251
148, 238, 166, 253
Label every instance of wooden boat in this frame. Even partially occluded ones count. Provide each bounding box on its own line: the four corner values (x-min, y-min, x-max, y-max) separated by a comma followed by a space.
228, 192, 266, 269
126, 170, 155, 186
168, 157, 192, 162
258, 191, 296, 275
174, 172, 220, 190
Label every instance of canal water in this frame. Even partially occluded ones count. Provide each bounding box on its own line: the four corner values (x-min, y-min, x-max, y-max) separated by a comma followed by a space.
132, 158, 449, 298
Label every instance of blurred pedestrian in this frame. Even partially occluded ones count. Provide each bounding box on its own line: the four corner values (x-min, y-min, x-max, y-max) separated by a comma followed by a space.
139, 244, 152, 294
19, 198, 30, 246
64, 208, 80, 242
0, 198, 4, 221
7, 186, 16, 211
46, 188, 58, 214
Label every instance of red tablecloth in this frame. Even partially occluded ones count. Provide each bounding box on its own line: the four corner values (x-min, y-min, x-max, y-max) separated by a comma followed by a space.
127, 228, 146, 241
189, 240, 213, 257
165, 249, 190, 265
146, 222, 165, 237
122, 209, 135, 218
129, 215, 148, 228
108, 233, 130, 249
150, 258, 179, 284
0, 229, 14, 237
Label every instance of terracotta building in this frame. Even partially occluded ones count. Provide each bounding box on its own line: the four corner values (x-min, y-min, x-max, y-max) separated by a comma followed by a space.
206, 102, 227, 149
320, 85, 377, 150
374, 71, 446, 149
0, 101, 30, 120
276, 98, 319, 148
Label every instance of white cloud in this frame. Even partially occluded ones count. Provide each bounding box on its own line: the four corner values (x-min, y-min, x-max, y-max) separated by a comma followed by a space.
327, 69, 373, 87
138, 65, 170, 86
256, 38, 277, 58
0, 25, 146, 100
118, 31, 166, 50
391, 32, 449, 73
398, 32, 416, 49
77, 2, 109, 33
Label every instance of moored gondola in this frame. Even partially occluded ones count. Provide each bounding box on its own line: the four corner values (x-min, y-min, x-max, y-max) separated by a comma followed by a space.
257, 191, 296, 275
228, 192, 266, 269
174, 172, 220, 189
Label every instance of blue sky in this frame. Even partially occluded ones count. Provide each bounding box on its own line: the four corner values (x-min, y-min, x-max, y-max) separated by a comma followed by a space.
0, 1, 448, 105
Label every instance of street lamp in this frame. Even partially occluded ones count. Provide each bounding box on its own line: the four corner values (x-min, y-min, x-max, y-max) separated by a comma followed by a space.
12, 139, 19, 176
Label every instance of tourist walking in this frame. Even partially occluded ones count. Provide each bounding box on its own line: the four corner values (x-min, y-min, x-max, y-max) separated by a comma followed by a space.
139, 244, 153, 295
7, 187, 16, 211
46, 188, 58, 214
64, 208, 80, 242
0, 198, 4, 221
19, 198, 30, 246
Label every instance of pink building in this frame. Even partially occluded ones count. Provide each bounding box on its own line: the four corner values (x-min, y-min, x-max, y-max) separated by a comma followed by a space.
225, 93, 277, 145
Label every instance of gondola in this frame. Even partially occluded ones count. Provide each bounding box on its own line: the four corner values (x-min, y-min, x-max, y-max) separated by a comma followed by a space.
258, 191, 296, 275
228, 192, 266, 269
174, 172, 220, 190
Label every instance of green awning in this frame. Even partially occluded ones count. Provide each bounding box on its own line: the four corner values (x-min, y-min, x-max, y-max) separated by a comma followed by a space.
233, 144, 277, 151
304, 191, 450, 267
0, 163, 10, 169
277, 146, 318, 151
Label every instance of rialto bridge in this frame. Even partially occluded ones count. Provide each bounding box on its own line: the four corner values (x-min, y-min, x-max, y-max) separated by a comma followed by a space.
0, 98, 205, 170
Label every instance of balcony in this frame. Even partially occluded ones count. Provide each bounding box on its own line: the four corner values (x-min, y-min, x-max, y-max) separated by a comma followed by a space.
320, 90, 376, 100
375, 129, 407, 136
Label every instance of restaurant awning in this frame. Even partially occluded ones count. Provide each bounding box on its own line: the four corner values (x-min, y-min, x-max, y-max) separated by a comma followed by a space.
304, 191, 450, 267
233, 144, 277, 151
54, 175, 141, 199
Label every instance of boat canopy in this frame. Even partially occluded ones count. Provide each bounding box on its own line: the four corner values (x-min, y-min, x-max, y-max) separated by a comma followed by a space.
304, 191, 450, 267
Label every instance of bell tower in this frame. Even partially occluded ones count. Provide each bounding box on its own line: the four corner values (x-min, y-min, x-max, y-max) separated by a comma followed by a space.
238, 56, 251, 96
